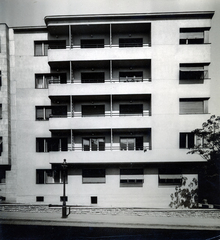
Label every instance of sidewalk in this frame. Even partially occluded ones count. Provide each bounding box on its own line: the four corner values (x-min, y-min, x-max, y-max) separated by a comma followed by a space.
0, 210, 220, 230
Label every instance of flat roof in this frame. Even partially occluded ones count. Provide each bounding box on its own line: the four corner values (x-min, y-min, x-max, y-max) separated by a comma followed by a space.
45, 11, 214, 26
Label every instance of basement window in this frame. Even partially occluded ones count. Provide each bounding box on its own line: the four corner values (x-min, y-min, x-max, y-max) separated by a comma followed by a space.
179, 98, 209, 114
119, 38, 143, 47
82, 169, 106, 184
36, 196, 44, 202
91, 196, 98, 204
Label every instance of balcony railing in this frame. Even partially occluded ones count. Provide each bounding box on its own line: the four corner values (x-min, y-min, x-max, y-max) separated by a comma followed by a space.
63, 145, 151, 151
48, 78, 151, 84
49, 110, 151, 118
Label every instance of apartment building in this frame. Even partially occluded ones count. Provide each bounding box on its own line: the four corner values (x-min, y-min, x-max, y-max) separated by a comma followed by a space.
0, 11, 215, 207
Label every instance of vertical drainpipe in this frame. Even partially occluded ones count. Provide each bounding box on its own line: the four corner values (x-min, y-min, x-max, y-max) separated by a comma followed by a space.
69, 25, 71, 48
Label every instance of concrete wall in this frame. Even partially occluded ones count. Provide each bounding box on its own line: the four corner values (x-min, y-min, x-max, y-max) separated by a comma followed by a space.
3, 15, 214, 207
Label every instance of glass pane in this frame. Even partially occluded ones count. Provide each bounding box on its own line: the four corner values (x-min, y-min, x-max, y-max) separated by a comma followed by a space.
45, 108, 52, 119
36, 77, 43, 88
120, 138, 127, 150
54, 170, 60, 183
44, 43, 49, 56
91, 139, 98, 151
127, 138, 135, 150
83, 138, 90, 151
36, 108, 44, 119
35, 43, 42, 56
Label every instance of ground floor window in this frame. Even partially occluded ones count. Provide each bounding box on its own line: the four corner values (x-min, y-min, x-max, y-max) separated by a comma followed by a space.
36, 169, 67, 184
120, 168, 144, 187
158, 168, 182, 186
82, 169, 106, 183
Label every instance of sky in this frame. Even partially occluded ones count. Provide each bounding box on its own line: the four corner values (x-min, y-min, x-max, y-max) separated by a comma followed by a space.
0, 0, 219, 114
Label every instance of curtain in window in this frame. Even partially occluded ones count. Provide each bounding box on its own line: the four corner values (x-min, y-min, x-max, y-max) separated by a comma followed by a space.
35, 43, 42, 56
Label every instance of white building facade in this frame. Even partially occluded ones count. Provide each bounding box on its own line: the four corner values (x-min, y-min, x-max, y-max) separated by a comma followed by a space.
0, 11, 215, 207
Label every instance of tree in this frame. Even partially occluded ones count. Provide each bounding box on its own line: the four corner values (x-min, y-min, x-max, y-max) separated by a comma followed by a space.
169, 177, 198, 209
187, 115, 220, 160
187, 115, 220, 205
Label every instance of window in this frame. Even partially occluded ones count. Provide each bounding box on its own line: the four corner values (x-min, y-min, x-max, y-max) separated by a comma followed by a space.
34, 41, 49, 56
82, 138, 105, 151
0, 137, 3, 156
91, 196, 98, 204
120, 137, 143, 151
120, 104, 143, 116
36, 138, 68, 152
36, 169, 67, 184
180, 28, 210, 44
0, 169, 6, 184
35, 73, 66, 89
119, 38, 143, 47
82, 169, 105, 183
119, 71, 143, 82
36, 196, 44, 202
36, 106, 52, 120
158, 168, 182, 186
81, 39, 104, 48
179, 64, 209, 84
179, 132, 195, 149
120, 169, 144, 187
179, 98, 209, 114
82, 105, 105, 117
60, 196, 68, 202
81, 72, 105, 83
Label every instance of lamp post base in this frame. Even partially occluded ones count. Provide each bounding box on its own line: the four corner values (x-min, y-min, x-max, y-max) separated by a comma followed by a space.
62, 206, 68, 218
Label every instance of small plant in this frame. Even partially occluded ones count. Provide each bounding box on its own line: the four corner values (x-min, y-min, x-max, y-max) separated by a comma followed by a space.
169, 177, 198, 209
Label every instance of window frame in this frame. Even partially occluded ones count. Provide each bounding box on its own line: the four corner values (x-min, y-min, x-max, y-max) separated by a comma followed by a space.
82, 169, 106, 184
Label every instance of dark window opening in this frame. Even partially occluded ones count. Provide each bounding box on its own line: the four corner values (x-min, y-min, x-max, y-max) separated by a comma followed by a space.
91, 196, 98, 204
60, 196, 68, 202
180, 38, 204, 44
81, 72, 105, 83
82, 105, 105, 117
0, 169, 6, 184
36, 196, 44, 202
119, 38, 143, 47
81, 39, 104, 48
34, 40, 66, 56
0, 71, 2, 88
82, 138, 105, 151
120, 104, 143, 115
51, 106, 68, 118
0, 137, 3, 156
36, 138, 68, 152
180, 133, 195, 149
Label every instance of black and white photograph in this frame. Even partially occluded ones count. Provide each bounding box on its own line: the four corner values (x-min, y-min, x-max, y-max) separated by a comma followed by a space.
0, 0, 220, 239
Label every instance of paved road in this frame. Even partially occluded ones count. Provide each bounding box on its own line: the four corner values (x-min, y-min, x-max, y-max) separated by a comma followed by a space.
0, 210, 220, 230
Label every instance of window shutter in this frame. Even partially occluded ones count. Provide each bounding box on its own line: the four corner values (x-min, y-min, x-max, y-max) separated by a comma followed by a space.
180, 100, 204, 114
180, 32, 204, 39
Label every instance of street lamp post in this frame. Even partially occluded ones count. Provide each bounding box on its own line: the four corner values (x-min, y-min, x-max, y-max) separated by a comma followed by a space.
61, 159, 68, 218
